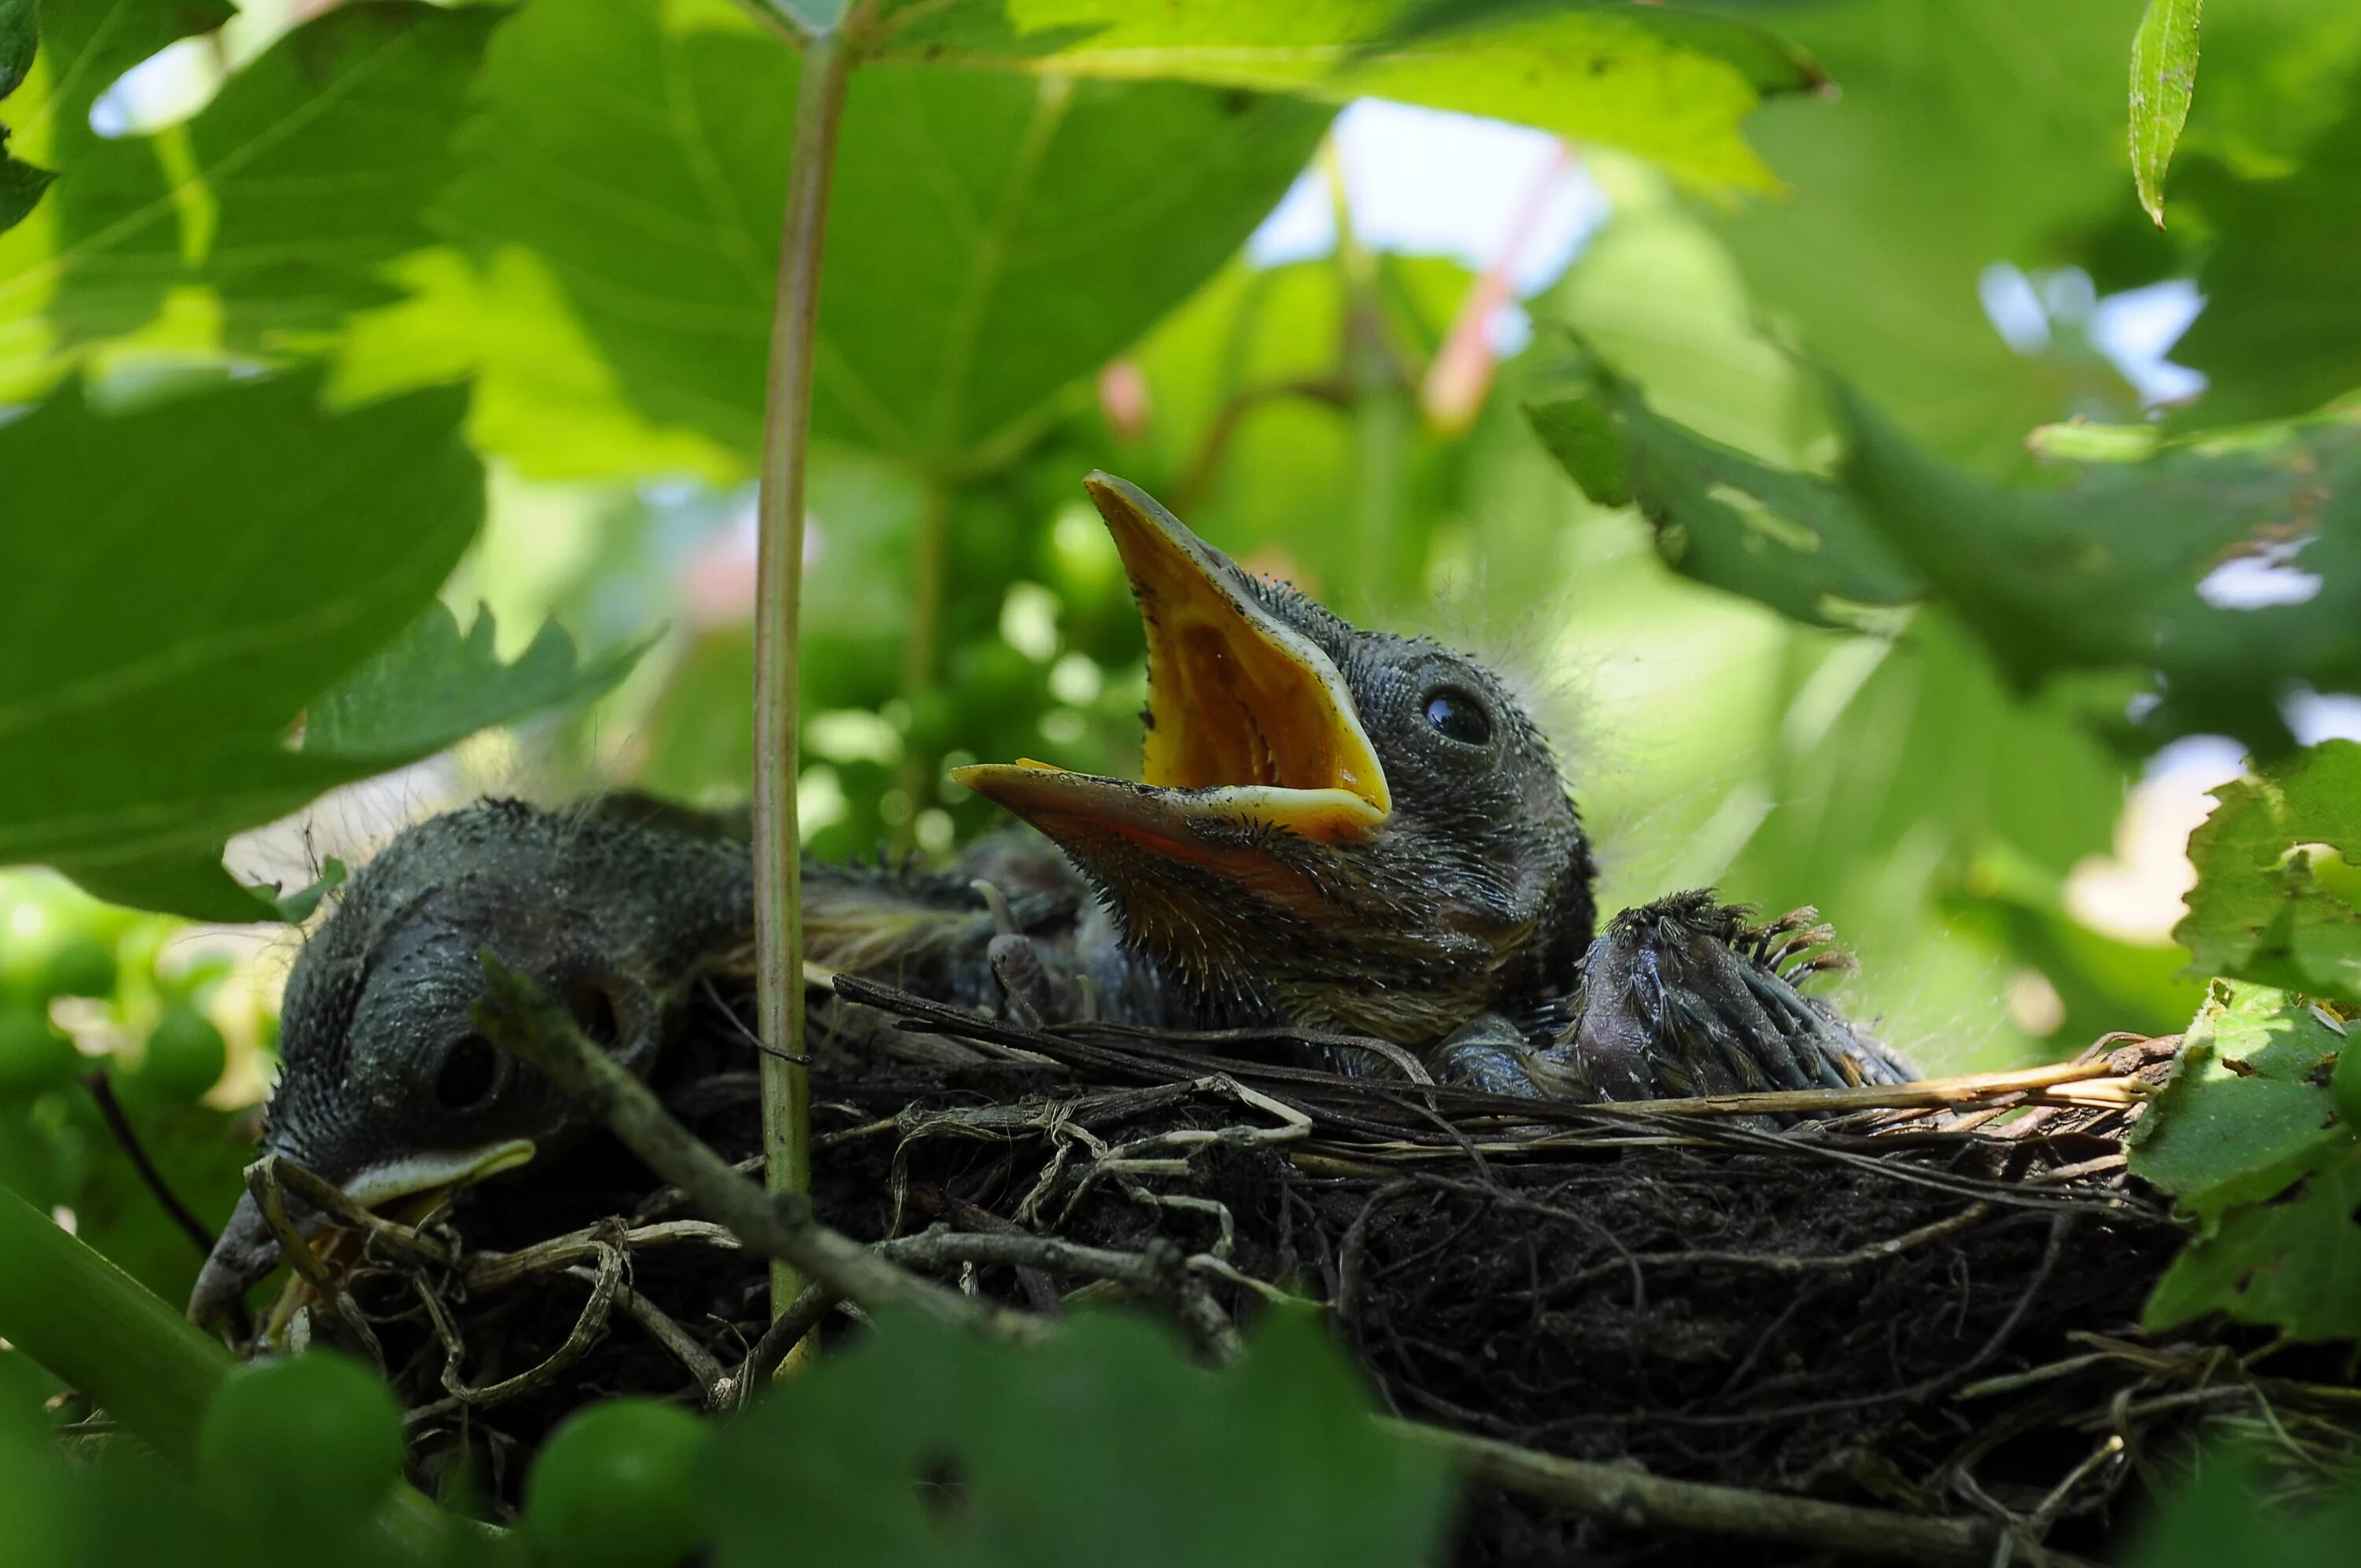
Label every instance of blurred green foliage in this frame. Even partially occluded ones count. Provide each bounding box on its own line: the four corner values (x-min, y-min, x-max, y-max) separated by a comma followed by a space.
6, 0, 2361, 1557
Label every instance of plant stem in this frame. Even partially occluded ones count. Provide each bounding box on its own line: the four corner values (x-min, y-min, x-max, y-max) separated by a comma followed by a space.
0, 1183, 230, 1467
1320, 137, 1410, 621
892, 474, 952, 850
0, 1186, 476, 1559
752, 22, 855, 1324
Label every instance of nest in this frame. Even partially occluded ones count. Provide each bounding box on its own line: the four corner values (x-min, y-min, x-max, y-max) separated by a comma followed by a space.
234, 978, 2361, 1565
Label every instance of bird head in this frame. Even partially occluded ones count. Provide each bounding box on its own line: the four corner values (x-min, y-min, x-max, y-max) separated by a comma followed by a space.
955, 474, 1596, 1046
187, 798, 748, 1325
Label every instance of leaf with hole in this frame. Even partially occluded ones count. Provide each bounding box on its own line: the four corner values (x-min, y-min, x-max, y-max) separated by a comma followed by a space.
2178, 742, 2361, 1007
2127, 980, 2350, 1223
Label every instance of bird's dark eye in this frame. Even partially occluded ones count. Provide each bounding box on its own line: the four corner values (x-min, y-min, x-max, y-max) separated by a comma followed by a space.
1423, 687, 1494, 747
434, 1034, 501, 1111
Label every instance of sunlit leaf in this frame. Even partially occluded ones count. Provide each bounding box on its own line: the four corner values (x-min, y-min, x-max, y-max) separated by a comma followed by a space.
2178, 743, 2361, 1006
2130, 0, 2201, 227
37, 2, 497, 356
2145, 1136, 2361, 1341
0, 0, 234, 367
2126, 980, 2348, 1223
441, 0, 1328, 472
869, 0, 1824, 193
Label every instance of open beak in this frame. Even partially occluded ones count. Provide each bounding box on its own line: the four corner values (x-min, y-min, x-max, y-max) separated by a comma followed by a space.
953, 474, 1389, 864
187, 1139, 534, 1326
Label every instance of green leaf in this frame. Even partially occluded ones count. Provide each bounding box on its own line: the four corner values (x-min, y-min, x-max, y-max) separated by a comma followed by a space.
869, 0, 1824, 194
1530, 354, 2361, 757
331, 246, 748, 485
1523, 342, 1921, 630
0, 0, 32, 97
2169, 72, 2361, 431
1836, 397, 2361, 757
710, 1307, 1452, 1567
2129, 0, 2201, 226
2145, 1136, 2361, 1341
2178, 743, 2361, 1005
440, 0, 1329, 473
1703, 0, 2148, 471
2126, 980, 2349, 1224
0, 138, 48, 234
304, 601, 648, 762
0, 0, 39, 235
61, 850, 281, 924
0, 371, 482, 910
0, 0, 232, 331
28, 2, 500, 360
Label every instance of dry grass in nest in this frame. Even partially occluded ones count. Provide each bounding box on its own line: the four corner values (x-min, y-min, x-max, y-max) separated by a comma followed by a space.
229, 975, 2361, 1566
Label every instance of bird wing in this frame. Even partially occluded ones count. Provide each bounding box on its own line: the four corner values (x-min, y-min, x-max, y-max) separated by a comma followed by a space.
1530, 891, 1916, 1102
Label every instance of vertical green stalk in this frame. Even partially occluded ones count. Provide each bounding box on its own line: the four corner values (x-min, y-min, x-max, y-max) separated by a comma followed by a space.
0, 1184, 230, 1467
1321, 138, 1409, 621
892, 474, 952, 850
752, 23, 857, 1323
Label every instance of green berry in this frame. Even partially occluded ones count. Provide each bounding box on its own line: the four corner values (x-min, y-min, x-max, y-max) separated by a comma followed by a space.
137, 1006, 227, 1103
197, 1354, 406, 1536
524, 1399, 711, 1568
39, 936, 118, 1002
0, 1005, 78, 1099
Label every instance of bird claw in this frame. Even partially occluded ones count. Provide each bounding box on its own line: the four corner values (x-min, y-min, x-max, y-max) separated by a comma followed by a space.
1432, 1014, 1547, 1098
987, 932, 1055, 1030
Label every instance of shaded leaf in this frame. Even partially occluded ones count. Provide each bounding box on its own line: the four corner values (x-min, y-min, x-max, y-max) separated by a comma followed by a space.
441, 0, 1328, 471
0, 371, 481, 909
304, 602, 648, 762
1530, 352, 2361, 757
2130, 0, 2201, 226
0, 0, 38, 235
2170, 72, 2361, 430
0, 0, 31, 97
710, 1307, 1451, 1568
1523, 342, 1919, 630
2178, 742, 2361, 1005
2127, 980, 2348, 1224
0, 140, 47, 234
1836, 395, 2361, 756
61, 850, 281, 924
870, 0, 1823, 194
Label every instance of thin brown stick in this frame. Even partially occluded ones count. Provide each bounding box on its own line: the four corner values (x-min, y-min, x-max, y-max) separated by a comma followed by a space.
471, 950, 1047, 1348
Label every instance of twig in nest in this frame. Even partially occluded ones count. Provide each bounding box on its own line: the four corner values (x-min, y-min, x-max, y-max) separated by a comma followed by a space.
1385, 1419, 2044, 1567
246, 1154, 386, 1371
471, 947, 1047, 1346
415, 1239, 624, 1408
